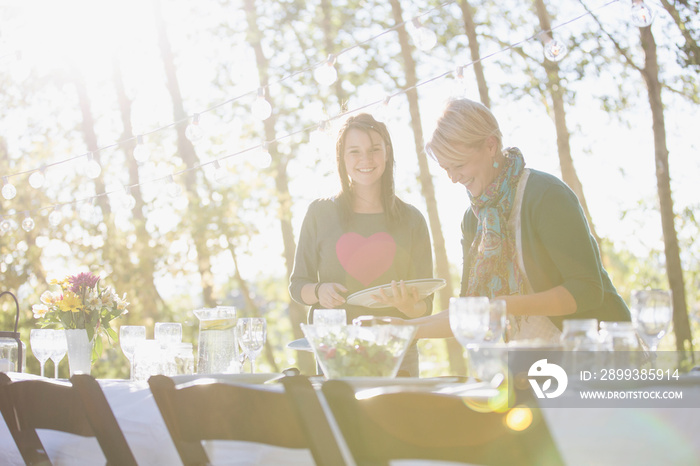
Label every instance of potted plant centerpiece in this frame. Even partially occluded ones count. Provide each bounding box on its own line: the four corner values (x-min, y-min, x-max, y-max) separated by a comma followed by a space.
32, 272, 129, 375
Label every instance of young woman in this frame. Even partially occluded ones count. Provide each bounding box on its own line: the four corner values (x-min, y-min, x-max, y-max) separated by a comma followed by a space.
289, 113, 434, 375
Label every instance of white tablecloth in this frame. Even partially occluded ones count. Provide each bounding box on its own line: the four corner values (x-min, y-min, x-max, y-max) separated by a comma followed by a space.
1, 373, 699, 465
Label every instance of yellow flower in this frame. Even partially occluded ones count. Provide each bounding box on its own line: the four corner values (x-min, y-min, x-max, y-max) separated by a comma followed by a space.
32, 304, 48, 319
58, 291, 83, 313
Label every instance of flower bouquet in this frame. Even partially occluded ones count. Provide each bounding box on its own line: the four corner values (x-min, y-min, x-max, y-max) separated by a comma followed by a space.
32, 272, 129, 359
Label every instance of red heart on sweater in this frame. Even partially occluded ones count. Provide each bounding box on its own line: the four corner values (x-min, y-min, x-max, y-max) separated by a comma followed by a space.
336, 232, 396, 286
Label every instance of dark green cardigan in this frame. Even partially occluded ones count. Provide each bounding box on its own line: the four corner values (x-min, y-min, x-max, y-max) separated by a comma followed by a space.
460, 169, 630, 329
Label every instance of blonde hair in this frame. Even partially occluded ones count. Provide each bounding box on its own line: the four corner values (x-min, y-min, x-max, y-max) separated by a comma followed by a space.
425, 98, 503, 163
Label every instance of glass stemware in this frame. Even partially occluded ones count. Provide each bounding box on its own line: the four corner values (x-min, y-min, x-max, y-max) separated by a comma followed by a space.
235, 317, 266, 374
312, 308, 347, 326
120, 325, 147, 380
630, 289, 673, 353
154, 322, 183, 347
448, 297, 490, 350
30, 329, 54, 377
49, 329, 67, 378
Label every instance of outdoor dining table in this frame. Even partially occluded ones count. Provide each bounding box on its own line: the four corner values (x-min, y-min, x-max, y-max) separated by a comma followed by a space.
1, 372, 699, 465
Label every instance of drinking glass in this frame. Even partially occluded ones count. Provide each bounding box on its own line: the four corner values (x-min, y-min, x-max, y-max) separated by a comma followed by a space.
154, 322, 183, 347
630, 289, 673, 352
448, 297, 490, 349
49, 329, 67, 378
132, 339, 163, 383
30, 329, 53, 377
312, 308, 347, 326
236, 318, 266, 374
484, 300, 507, 344
120, 325, 147, 380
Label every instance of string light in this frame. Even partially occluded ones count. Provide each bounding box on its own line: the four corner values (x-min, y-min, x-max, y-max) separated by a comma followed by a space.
133, 135, 151, 163
165, 175, 183, 198
630, 0, 654, 27
84, 152, 102, 179
451, 66, 468, 97
185, 113, 204, 142
2, 177, 17, 200
28, 167, 46, 189
212, 160, 229, 183
21, 213, 35, 232
313, 54, 338, 86
407, 18, 437, 52
251, 88, 272, 121
543, 36, 568, 62
0, 217, 12, 234
252, 143, 272, 168
48, 207, 62, 227
119, 186, 136, 211
0, 0, 621, 229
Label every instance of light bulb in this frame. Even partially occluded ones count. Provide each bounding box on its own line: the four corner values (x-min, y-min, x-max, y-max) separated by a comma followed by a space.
186, 113, 204, 142
21, 215, 35, 232
451, 66, 468, 97
544, 37, 568, 62
0, 217, 11, 233
80, 202, 96, 222
48, 207, 62, 227
253, 143, 272, 168
133, 135, 151, 162
212, 160, 228, 182
2, 178, 16, 200
409, 19, 437, 51
166, 176, 183, 198
28, 170, 45, 189
251, 89, 272, 121
630, 1, 654, 27
85, 154, 102, 179
120, 187, 136, 210
314, 55, 338, 86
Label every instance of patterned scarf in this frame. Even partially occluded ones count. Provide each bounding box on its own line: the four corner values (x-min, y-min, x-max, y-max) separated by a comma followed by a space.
465, 147, 525, 299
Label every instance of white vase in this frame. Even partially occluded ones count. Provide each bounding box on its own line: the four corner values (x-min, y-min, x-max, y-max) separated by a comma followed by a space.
65, 329, 94, 376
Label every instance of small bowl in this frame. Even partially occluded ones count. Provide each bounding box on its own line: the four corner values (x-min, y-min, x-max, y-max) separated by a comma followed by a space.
301, 323, 417, 378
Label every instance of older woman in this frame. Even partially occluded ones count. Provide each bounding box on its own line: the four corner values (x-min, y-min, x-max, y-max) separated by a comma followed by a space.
411, 98, 630, 342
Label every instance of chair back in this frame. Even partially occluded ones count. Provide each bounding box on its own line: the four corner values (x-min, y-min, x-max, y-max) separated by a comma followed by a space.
149, 374, 345, 466
0, 372, 137, 466
321, 379, 564, 466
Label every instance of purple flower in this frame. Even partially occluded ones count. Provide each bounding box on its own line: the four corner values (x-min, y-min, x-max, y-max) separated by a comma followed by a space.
68, 272, 100, 293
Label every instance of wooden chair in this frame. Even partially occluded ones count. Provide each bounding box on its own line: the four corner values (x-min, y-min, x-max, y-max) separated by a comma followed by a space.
0, 372, 137, 466
321, 379, 564, 466
148, 374, 348, 466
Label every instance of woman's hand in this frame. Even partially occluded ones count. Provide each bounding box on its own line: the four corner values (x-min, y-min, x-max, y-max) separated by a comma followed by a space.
317, 282, 348, 309
372, 280, 424, 318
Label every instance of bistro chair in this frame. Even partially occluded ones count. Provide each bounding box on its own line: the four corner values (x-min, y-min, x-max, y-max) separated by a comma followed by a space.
148, 374, 348, 466
321, 379, 564, 466
0, 372, 137, 466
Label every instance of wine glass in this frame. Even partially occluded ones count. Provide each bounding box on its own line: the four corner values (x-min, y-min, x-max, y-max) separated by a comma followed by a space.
120, 325, 146, 380
484, 300, 507, 344
30, 329, 54, 377
49, 329, 67, 378
312, 308, 347, 326
448, 297, 490, 350
154, 322, 183, 347
630, 289, 673, 353
235, 318, 266, 374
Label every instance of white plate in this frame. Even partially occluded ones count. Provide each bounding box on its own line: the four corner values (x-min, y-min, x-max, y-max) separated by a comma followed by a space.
286, 337, 313, 352
345, 278, 446, 309
170, 373, 283, 385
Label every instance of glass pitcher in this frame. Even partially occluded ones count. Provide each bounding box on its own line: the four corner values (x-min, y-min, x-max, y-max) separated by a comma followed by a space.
193, 306, 239, 374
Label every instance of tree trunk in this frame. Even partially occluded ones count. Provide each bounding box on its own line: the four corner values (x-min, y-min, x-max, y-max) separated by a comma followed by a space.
243, 0, 314, 374
389, 0, 466, 376
639, 26, 693, 352
153, 0, 215, 307
533, 0, 602, 247
459, 0, 491, 107
111, 54, 164, 320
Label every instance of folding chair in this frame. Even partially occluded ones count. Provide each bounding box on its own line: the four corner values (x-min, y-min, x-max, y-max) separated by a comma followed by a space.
148, 374, 348, 466
321, 379, 564, 466
0, 372, 137, 466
